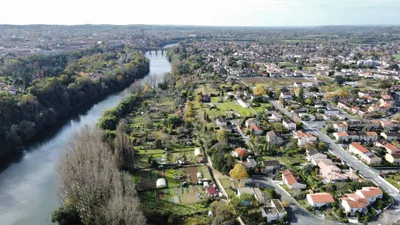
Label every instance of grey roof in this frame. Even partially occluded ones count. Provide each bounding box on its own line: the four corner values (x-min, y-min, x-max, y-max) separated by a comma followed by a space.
262, 160, 280, 167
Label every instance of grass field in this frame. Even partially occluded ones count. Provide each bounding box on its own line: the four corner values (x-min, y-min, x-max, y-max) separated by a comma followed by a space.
139, 187, 209, 215
219, 178, 236, 198
394, 54, 400, 61
262, 155, 307, 168
385, 173, 400, 190
241, 77, 311, 87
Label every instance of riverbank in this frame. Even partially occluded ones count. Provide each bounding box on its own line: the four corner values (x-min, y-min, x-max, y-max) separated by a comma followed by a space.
0, 50, 171, 225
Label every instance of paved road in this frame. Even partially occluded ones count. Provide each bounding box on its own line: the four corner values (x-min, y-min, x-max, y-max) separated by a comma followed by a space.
269, 100, 400, 224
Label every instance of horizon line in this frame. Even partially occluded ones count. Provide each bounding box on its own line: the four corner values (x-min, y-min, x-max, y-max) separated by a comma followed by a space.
0, 23, 400, 28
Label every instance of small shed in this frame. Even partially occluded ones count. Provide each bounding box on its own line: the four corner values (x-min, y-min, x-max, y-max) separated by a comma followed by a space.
194, 148, 202, 156
156, 178, 167, 188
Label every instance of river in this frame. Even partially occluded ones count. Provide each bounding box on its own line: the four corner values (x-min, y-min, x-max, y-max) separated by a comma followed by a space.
0, 50, 171, 225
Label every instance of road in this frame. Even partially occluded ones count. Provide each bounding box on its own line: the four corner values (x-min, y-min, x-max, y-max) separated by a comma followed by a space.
269, 99, 400, 224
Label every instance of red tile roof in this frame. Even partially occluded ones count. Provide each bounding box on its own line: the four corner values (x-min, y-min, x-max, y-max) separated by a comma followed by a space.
308, 193, 334, 203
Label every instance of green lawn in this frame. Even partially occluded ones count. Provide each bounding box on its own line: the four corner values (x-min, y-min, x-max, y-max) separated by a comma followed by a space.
262, 155, 307, 168
139, 188, 209, 216
219, 178, 236, 198
393, 54, 400, 60
385, 177, 400, 190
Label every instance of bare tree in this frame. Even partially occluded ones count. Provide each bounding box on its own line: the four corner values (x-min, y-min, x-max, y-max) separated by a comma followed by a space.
56, 125, 146, 225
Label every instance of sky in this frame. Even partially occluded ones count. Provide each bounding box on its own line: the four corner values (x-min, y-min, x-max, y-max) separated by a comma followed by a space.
1, 0, 400, 26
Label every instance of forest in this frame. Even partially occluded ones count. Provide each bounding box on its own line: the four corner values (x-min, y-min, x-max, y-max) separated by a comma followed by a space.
0, 45, 149, 158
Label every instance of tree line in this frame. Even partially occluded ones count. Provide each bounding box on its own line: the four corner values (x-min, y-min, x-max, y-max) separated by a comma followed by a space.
0, 46, 149, 159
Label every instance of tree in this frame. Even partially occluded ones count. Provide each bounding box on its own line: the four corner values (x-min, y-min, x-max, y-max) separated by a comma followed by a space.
52, 202, 83, 225
210, 201, 235, 225
229, 194, 258, 217
295, 87, 304, 102
55, 126, 146, 225
229, 164, 248, 181
253, 84, 266, 96
216, 129, 228, 144
318, 141, 328, 151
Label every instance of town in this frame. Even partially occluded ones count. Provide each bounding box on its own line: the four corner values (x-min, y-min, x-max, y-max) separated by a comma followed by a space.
1, 25, 400, 225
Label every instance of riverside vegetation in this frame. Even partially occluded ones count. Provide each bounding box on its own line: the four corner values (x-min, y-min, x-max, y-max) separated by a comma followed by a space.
0, 45, 149, 158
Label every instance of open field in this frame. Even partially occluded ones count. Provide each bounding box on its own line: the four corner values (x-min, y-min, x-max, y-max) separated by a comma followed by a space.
139, 186, 209, 215
393, 54, 400, 60
219, 178, 236, 197
241, 77, 312, 87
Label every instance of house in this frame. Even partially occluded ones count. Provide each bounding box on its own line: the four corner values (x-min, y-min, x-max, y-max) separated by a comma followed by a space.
385, 153, 400, 165
349, 143, 382, 165
282, 170, 307, 191
251, 125, 263, 135
261, 160, 280, 174
261, 199, 287, 223
347, 131, 360, 142
306, 148, 328, 165
306, 193, 335, 208
237, 187, 266, 204
270, 112, 283, 121
294, 131, 317, 146
266, 130, 284, 146
338, 101, 351, 111
341, 187, 383, 215
243, 158, 257, 169
280, 92, 292, 99
245, 118, 258, 128
376, 140, 400, 154
215, 118, 227, 128
333, 123, 348, 132
341, 196, 368, 215
381, 132, 400, 142
333, 132, 349, 142
365, 132, 378, 142
283, 119, 296, 131
355, 187, 383, 203
234, 147, 249, 158
206, 187, 218, 197
318, 159, 358, 183
380, 120, 400, 130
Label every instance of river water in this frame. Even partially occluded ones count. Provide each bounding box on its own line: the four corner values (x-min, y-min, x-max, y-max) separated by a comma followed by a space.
0, 51, 171, 225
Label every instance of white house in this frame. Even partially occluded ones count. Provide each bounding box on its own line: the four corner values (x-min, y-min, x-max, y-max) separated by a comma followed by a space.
341, 197, 368, 216
282, 170, 306, 191
349, 142, 381, 165
355, 187, 383, 204
283, 119, 296, 131
261, 199, 287, 223
333, 123, 348, 132
306, 193, 335, 208
294, 131, 317, 146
